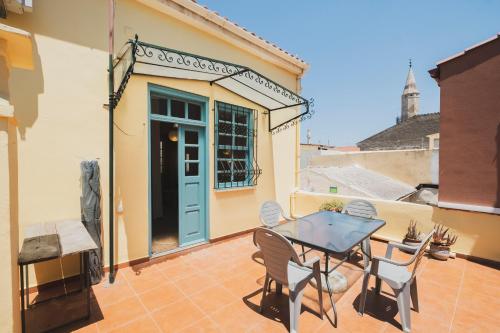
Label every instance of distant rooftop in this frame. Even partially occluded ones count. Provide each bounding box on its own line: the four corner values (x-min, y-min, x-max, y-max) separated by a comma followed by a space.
301, 165, 415, 200
357, 113, 440, 151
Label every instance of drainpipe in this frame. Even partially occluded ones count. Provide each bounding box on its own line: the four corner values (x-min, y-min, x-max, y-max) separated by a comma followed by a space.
292, 70, 304, 217
108, 0, 116, 284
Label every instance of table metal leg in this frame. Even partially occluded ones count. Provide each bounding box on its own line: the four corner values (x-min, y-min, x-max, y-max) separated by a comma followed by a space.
324, 253, 338, 327
20, 264, 26, 333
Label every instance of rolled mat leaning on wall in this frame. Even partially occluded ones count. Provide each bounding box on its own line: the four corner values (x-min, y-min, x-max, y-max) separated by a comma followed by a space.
80, 160, 103, 285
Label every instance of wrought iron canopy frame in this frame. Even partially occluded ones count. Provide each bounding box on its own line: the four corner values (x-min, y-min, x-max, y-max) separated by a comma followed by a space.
112, 36, 310, 132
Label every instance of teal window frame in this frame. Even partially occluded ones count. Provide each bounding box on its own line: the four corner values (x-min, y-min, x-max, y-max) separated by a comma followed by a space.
150, 91, 205, 126
215, 101, 254, 189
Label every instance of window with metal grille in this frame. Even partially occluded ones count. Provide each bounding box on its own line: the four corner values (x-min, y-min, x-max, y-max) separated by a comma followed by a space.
215, 101, 261, 189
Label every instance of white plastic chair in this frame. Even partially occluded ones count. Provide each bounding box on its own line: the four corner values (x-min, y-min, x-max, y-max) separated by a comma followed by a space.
259, 200, 294, 227
254, 228, 323, 333
358, 231, 434, 332
342, 199, 378, 265
342, 199, 378, 219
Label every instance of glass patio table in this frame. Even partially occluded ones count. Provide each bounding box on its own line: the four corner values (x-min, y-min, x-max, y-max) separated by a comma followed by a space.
272, 210, 386, 326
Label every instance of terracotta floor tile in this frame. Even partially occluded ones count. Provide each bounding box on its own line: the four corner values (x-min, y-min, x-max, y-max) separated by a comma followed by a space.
151, 299, 205, 332
210, 300, 265, 332
26, 237, 500, 333
178, 317, 221, 333
92, 278, 135, 308
123, 265, 167, 294
173, 272, 218, 296
220, 272, 263, 298
139, 282, 186, 312
189, 285, 236, 315
97, 296, 147, 332
108, 315, 160, 333
156, 260, 194, 281
419, 265, 463, 291
451, 305, 500, 333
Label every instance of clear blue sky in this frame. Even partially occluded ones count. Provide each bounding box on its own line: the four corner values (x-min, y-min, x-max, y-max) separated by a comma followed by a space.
199, 0, 500, 146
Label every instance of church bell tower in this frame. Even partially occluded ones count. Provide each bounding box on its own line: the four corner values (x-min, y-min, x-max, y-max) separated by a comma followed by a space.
401, 59, 420, 122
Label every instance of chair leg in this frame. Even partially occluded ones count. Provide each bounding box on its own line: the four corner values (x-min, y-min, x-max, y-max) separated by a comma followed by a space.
301, 245, 306, 261
362, 238, 372, 268
375, 277, 382, 295
395, 285, 412, 333
276, 282, 283, 295
289, 288, 306, 333
260, 273, 270, 313
313, 270, 323, 319
410, 278, 419, 312
358, 272, 371, 315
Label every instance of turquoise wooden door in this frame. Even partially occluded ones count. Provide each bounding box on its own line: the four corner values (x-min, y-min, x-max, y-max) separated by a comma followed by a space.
178, 125, 206, 246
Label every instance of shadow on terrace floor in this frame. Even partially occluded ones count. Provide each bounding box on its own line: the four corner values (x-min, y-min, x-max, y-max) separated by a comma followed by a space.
24, 234, 500, 333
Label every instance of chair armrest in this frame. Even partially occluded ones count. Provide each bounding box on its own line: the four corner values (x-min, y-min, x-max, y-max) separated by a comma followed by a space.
385, 241, 418, 259
372, 255, 407, 267
302, 256, 320, 268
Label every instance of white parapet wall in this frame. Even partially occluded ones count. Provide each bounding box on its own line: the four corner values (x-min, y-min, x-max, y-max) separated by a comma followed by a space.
291, 190, 500, 263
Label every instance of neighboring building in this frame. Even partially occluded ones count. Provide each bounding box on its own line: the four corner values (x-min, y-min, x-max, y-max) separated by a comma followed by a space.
429, 33, 500, 214
0, 1, 309, 331
333, 145, 360, 152
357, 65, 440, 151
300, 143, 336, 168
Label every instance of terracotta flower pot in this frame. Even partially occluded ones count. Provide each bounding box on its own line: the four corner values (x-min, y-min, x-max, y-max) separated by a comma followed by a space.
430, 243, 450, 260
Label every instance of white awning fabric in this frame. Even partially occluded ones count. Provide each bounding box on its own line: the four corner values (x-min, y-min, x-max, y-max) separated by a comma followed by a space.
114, 39, 310, 131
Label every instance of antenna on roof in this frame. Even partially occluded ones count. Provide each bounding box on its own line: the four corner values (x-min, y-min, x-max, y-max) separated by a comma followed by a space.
409, 58, 412, 68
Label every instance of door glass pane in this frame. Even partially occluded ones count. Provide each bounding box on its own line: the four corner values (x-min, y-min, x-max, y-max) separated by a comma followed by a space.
185, 131, 198, 144
171, 100, 185, 118
185, 162, 199, 176
188, 103, 201, 120
185, 146, 198, 161
151, 95, 168, 115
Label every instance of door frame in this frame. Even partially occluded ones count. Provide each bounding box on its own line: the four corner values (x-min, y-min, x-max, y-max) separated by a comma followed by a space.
147, 83, 210, 256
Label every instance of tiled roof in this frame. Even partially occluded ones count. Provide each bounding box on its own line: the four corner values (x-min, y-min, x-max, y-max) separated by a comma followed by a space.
357, 113, 440, 151
301, 165, 415, 200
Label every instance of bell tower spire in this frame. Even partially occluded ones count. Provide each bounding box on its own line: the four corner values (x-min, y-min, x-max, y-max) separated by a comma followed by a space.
401, 59, 420, 122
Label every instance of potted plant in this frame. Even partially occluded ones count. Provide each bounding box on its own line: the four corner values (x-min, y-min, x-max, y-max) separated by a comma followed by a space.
402, 220, 423, 252
319, 200, 344, 213
429, 224, 458, 260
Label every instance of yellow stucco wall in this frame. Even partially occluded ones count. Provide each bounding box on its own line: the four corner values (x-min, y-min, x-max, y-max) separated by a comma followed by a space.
1, 0, 300, 299
292, 191, 500, 262
113, 76, 279, 264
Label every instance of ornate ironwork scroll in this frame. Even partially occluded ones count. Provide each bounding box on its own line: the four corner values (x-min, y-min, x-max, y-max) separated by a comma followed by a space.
113, 36, 314, 132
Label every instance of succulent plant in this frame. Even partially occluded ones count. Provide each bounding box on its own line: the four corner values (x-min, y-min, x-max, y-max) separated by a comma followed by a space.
319, 200, 344, 213
405, 220, 422, 241
432, 224, 458, 247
